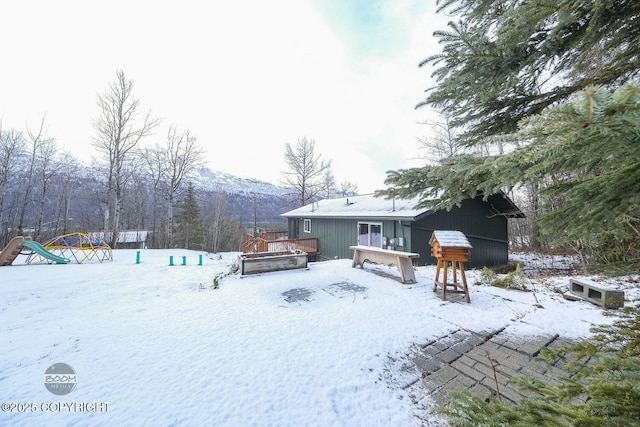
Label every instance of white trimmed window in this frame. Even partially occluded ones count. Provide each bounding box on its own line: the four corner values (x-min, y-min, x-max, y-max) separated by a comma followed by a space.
357, 222, 382, 247
303, 219, 311, 233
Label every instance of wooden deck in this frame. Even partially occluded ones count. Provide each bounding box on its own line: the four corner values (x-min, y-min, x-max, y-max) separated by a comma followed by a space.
242, 232, 318, 259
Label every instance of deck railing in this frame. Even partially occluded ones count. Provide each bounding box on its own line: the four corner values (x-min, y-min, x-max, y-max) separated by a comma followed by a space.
262, 231, 288, 241
266, 238, 318, 255
242, 233, 318, 256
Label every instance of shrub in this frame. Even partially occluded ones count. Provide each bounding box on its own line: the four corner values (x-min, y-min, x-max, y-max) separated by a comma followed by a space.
476, 264, 529, 291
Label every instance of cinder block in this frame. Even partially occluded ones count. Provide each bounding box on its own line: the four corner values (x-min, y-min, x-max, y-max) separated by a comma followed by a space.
570, 279, 624, 309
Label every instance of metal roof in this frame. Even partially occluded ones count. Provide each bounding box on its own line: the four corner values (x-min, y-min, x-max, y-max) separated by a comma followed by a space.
89, 230, 149, 243
280, 194, 428, 221
281, 192, 524, 221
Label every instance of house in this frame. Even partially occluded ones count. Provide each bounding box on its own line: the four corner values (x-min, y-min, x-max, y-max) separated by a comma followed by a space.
88, 230, 149, 249
280, 193, 524, 268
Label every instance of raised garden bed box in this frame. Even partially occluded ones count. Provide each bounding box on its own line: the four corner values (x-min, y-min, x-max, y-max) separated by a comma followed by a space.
238, 251, 308, 276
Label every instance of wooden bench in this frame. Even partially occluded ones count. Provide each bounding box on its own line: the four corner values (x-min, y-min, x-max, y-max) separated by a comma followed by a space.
350, 245, 420, 284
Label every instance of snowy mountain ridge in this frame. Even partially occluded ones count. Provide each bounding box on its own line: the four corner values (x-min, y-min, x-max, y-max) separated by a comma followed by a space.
190, 167, 291, 197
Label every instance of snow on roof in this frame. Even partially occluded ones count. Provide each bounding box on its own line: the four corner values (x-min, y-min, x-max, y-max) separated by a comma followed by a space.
89, 230, 148, 243
118, 231, 148, 243
430, 230, 472, 248
281, 194, 428, 221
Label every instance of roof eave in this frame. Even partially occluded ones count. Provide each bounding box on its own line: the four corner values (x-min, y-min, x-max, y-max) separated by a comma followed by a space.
281, 214, 420, 222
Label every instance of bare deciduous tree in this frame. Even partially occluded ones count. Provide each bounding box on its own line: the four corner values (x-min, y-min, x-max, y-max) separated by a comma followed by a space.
417, 113, 461, 163
141, 126, 204, 248
92, 69, 160, 247
142, 144, 166, 248
338, 181, 359, 197
282, 136, 331, 206
52, 152, 78, 237
34, 134, 62, 240
18, 116, 50, 231
162, 125, 205, 247
0, 124, 25, 242
321, 167, 336, 198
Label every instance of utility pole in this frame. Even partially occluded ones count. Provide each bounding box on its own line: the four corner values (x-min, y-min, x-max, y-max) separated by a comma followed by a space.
252, 193, 257, 236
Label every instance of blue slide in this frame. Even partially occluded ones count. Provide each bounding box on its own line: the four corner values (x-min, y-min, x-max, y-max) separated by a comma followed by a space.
22, 240, 70, 264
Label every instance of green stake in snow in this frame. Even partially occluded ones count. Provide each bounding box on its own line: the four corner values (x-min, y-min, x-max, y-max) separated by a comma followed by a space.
199, 254, 203, 266
169, 256, 174, 266
182, 256, 187, 266
136, 250, 141, 264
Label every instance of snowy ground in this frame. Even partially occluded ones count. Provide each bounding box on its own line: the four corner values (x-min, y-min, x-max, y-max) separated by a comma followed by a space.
1, 249, 638, 426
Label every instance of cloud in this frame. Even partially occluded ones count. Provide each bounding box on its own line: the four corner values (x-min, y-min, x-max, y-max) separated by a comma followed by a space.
0, 0, 448, 194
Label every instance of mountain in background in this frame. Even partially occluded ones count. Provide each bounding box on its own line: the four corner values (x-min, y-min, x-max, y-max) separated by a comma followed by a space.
191, 167, 290, 197
1, 162, 300, 239
190, 167, 297, 226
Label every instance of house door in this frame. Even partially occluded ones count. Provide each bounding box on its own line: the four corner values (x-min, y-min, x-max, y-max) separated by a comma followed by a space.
358, 222, 382, 247
289, 220, 299, 239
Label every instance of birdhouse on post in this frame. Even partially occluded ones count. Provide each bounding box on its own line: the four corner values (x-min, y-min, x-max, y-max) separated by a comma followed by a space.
430, 230, 472, 303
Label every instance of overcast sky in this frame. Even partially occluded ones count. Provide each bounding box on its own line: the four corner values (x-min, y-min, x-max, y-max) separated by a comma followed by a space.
1, 0, 449, 194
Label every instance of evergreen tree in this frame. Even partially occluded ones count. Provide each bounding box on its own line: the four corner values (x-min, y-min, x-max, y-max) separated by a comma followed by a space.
420, 0, 640, 144
174, 183, 205, 250
385, 84, 640, 267
382, 0, 640, 267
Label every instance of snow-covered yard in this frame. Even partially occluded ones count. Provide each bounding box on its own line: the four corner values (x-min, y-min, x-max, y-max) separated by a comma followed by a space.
1, 249, 638, 426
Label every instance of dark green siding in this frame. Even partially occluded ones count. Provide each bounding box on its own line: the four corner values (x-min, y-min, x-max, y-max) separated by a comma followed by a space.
410, 198, 509, 268
298, 218, 355, 260
295, 218, 415, 261
288, 196, 514, 268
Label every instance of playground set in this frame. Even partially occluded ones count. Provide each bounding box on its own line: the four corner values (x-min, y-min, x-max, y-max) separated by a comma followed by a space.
0, 233, 113, 266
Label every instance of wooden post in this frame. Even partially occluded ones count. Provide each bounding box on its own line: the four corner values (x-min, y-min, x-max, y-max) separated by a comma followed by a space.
459, 261, 469, 303
434, 259, 469, 302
